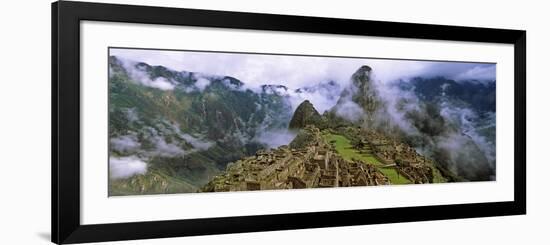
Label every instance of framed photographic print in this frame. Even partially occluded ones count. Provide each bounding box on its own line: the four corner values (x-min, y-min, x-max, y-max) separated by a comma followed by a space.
52, 1, 526, 244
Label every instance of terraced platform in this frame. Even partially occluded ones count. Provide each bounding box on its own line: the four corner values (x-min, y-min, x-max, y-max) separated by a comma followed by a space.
323, 133, 412, 185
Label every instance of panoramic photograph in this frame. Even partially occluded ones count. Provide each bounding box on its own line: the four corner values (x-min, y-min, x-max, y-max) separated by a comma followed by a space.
108, 48, 496, 196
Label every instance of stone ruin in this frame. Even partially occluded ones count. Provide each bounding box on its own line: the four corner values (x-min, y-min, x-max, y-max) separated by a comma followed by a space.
355, 128, 436, 184
200, 126, 390, 192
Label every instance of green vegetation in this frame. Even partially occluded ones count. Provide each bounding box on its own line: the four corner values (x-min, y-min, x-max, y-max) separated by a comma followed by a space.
109, 169, 198, 196
378, 167, 411, 185
324, 134, 380, 164
431, 167, 448, 183
323, 132, 412, 185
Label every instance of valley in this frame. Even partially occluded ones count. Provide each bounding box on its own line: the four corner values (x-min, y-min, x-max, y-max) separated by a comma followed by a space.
107, 52, 496, 195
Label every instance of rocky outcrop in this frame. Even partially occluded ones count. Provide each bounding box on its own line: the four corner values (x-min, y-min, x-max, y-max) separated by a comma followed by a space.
288, 100, 323, 129
335, 65, 380, 114
328, 65, 382, 126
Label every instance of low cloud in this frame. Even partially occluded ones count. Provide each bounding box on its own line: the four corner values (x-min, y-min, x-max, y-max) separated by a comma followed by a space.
287, 82, 342, 113
221, 78, 245, 91
109, 156, 147, 179
123, 108, 139, 122
153, 135, 186, 156
251, 111, 296, 149
195, 77, 211, 91
181, 133, 213, 150
148, 77, 175, 90
110, 134, 141, 152
368, 61, 496, 85
439, 103, 496, 164
373, 79, 422, 133
368, 66, 496, 180
118, 58, 176, 90
334, 100, 365, 122
143, 126, 187, 157
166, 121, 215, 151
254, 129, 297, 149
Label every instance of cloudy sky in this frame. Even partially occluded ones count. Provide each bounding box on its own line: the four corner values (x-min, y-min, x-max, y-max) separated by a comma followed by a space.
110, 48, 496, 91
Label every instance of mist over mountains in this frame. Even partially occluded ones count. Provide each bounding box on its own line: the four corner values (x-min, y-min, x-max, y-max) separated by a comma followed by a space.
346, 70, 496, 181
108, 51, 496, 195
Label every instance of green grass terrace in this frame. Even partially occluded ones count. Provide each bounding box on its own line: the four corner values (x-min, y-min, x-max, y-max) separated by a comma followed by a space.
322, 132, 412, 185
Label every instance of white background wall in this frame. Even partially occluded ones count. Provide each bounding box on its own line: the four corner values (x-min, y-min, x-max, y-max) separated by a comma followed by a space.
0, 0, 547, 244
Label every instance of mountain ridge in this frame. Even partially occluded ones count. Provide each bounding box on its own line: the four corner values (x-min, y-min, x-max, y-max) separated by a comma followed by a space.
108, 56, 497, 195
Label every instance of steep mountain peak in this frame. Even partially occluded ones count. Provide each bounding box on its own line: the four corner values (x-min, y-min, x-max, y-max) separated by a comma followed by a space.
288, 100, 323, 129
351, 65, 374, 93
332, 65, 380, 121
351, 65, 372, 86
355, 65, 372, 74
300, 99, 313, 105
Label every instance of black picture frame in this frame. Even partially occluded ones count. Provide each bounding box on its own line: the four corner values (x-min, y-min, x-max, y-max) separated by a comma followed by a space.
52, 1, 526, 244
